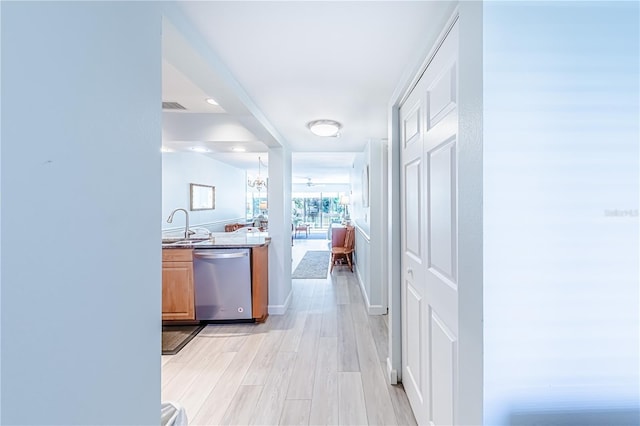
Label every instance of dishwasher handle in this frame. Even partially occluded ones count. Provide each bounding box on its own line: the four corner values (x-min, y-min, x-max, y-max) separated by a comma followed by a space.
194, 251, 248, 260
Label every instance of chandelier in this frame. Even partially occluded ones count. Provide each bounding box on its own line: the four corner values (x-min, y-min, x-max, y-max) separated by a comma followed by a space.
247, 156, 267, 192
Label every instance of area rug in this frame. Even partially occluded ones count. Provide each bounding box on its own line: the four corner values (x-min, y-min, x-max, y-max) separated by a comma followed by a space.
292, 250, 330, 279
162, 324, 205, 355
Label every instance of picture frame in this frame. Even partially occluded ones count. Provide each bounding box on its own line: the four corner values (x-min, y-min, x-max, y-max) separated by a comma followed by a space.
362, 164, 370, 207
190, 183, 215, 210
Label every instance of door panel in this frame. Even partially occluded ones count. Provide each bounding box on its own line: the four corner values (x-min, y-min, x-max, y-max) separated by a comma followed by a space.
427, 64, 457, 130
404, 159, 422, 260
430, 311, 457, 426
404, 104, 421, 146
406, 283, 423, 396
401, 17, 459, 426
428, 138, 457, 282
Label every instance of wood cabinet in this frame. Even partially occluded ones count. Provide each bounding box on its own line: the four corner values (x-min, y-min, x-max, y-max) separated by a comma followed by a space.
162, 245, 269, 323
162, 249, 195, 321
251, 245, 269, 322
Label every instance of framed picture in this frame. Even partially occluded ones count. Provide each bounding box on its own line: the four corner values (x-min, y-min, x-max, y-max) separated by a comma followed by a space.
362, 164, 370, 207
190, 183, 215, 210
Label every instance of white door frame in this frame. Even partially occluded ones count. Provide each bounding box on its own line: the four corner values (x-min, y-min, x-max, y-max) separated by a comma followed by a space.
387, 4, 483, 424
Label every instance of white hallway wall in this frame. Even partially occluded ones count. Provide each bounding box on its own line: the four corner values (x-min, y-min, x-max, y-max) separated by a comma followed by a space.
352, 139, 388, 314
483, 2, 639, 424
1, 2, 161, 423
162, 151, 246, 232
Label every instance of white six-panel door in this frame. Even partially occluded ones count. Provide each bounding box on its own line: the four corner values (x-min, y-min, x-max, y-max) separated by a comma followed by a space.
400, 18, 459, 426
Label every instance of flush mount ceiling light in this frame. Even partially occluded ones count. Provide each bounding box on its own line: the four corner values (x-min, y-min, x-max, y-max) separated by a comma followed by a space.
190, 146, 209, 153
307, 119, 342, 137
231, 146, 246, 152
205, 97, 218, 105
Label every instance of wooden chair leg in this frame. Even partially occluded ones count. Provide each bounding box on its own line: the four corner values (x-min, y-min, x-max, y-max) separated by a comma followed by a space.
330, 253, 335, 272
346, 254, 353, 272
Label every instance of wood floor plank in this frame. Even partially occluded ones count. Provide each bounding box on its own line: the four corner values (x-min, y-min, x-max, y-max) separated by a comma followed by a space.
324, 277, 339, 307
335, 275, 350, 305
242, 329, 285, 386
279, 399, 311, 426
338, 372, 368, 425
382, 363, 418, 426
161, 355, 172, 367
161, 360, 188, 390
286, 313, 322, 400
322, 279, 337, 303
168, 324, 229, 365
168, 333, 213, 365
249, 351, 297, 425
189, 391, 233, 425
289, 281, 314, 312
162, 350, 219, 402
337, 305, 359, 372
320, 280, 338, 338
351, 305, 398, 425
309, 337, 338, 426
176, 351, 236, 421
368, 314, 389, 362
280, 311, 308, 352
348, 276, 365, 306
266, 309, 293, 331
190, 332, 265, 425
388, 385, 418, 426
320, 307, 337, 338
212, 331, 265, 398
219, 385, 264, 426
308, 281, 325, 313
220, 324, 250, 352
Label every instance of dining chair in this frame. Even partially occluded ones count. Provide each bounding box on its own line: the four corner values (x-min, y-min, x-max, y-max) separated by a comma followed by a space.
330, 225, 355, 272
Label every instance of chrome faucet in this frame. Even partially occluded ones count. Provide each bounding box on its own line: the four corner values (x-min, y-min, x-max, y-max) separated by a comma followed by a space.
167, 208, 190, 239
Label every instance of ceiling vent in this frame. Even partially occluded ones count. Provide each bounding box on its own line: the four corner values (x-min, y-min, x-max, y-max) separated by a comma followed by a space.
162, 101, 186, 110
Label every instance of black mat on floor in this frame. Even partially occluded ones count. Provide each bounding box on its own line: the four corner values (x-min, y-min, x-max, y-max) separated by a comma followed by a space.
162, 324, 205, 355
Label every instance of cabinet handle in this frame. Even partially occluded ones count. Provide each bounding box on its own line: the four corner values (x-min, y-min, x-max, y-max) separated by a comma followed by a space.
407, 268, 413, 277
194, 252, 248, 259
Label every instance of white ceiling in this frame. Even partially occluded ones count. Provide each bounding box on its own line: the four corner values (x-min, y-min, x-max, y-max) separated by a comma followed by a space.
162, 1, 452, 182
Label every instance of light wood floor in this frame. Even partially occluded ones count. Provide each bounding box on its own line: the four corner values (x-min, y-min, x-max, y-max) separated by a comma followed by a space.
162, 237, 416, 425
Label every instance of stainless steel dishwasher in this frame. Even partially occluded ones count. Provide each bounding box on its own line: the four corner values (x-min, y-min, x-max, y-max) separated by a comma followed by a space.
193, 248, 252, 321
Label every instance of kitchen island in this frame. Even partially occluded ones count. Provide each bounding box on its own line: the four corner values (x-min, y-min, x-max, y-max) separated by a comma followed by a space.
162, 233, 270, 323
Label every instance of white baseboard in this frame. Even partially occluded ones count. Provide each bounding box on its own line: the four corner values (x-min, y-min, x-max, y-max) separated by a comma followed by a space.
368, 305, 387, 315
355, 265, 387, 316
387, 357, 398, 385
268, 289, 292, 315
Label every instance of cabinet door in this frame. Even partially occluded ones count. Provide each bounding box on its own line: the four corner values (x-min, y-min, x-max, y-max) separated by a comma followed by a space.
251, 245, 269, 322
162, 261, 195, 320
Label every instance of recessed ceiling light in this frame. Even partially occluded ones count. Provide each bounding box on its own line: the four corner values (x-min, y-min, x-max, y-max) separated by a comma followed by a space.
191, 146, 209, 153
160, 146, 173, 153
231, 147, 246, 152
307, 119, 342, 137
205, 98, 218, 105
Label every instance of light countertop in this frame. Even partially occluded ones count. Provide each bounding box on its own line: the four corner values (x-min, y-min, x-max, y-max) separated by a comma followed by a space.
162, 232, 270, 249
